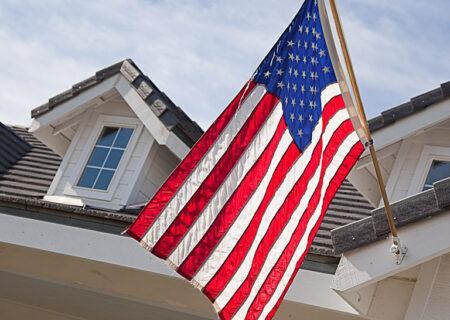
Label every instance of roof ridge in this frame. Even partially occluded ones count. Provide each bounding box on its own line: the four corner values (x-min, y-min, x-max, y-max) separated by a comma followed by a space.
369, 81, 450, 132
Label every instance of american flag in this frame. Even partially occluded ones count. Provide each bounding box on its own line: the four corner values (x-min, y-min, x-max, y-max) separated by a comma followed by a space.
127, 0, 364, 319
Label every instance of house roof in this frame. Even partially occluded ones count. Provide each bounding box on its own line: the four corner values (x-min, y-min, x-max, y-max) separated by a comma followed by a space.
0, 124, 61, 198
368, 81, 450, 132
0, 122, 372, 260
331, 177, 450, 254
31, 59, 204, 148
0, 122, 31, 173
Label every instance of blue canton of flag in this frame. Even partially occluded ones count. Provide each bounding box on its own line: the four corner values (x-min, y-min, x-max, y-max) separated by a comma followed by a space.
254, 0, 336, 151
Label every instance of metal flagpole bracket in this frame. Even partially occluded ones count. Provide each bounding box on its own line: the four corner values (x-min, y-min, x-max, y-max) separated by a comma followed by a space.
391, 236, 407, 265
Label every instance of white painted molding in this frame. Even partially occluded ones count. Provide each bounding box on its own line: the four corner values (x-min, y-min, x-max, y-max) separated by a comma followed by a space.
114, 76, 189, 159
370, 99, 450, 153
384, 139, 412, 201
0, 213, 357, 314
404, 257, 441, 320
65, 114, 143, 202
30, 75, 121, 130
408, 145, 450, 196
332, 209, 450, 292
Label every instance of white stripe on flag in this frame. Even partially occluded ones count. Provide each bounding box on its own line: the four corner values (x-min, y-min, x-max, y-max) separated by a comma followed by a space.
168, 103, 284, 267
233, 164, 322, 320
193, 85, 346, 289
192, 128, 293, 287
141, 85, 267, 249
320, 83, 341, 108
214, 108, 348, 310
258, 132, 360, 320
233, 118, 353, 318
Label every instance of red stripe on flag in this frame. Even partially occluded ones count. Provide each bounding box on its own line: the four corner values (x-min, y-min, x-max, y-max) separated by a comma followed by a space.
219, 136, 324, 320
244, 120, 355, 319
265, 141, 364, 320
152, 93, 280, 259
321, 95, 345, 128
177, 118, 288, 280
126, 81, 257, 241
220, 119, 352, 319
202, 142, 300, 301
203, 96, 346, 302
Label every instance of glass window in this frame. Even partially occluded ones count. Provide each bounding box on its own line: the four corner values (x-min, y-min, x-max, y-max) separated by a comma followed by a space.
77, 127, 134, 191
423, 160, 450, 190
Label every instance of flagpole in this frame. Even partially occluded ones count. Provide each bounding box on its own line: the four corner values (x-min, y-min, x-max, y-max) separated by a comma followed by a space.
328, 0, 406, 264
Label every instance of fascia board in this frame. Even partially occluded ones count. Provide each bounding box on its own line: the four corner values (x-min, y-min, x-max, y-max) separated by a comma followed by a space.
0, 212, 356, 314
115, 75, 189, 159
363, 99, 450, 156
331, 208, 450, 292
30, 74, 121, 132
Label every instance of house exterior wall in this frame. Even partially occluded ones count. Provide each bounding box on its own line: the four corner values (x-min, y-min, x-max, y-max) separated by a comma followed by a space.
46, 97, 155, 210
129, 142, 180, 205
387, 121, 450, 202
420, 253, 450, 319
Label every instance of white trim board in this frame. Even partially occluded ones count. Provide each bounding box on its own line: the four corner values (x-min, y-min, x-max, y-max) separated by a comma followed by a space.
364, 99, 450, 156
0, 213, 357, 314
65, 114, 144, 202
332, 208, 450, 293
30, 75, 121, 132
114, 75, 190, 159
408, 145, 450, 195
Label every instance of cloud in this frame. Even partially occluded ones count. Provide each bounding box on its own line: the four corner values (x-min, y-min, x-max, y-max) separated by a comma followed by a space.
0, 0, 449, 128
336, 0, 450, 114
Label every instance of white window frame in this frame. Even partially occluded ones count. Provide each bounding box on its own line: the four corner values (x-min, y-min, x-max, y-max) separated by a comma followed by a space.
66, 114, 143, 201
408, 145, 450, 195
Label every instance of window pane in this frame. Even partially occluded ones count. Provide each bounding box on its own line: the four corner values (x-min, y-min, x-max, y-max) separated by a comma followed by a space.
77, 126, 135, 191
87, 146, 109, 167
78, 167, 100, 188
104, 149, 124, 169
423, 160, 450, 190
94, 169, 115, 190
113, 128, 134, 148
97, 127, 119, 147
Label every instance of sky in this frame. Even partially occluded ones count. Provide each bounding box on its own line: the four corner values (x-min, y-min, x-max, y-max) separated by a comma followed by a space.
0, 0, 449, 129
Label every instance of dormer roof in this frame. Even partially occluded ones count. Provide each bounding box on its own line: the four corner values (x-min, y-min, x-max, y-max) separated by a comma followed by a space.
31, 59, 203, 148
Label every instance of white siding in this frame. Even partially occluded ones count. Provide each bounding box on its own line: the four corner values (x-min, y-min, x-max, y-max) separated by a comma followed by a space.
130, 143, 180, 205
367, 277, 416, 320
46, 97, 154, 210
421, 253, 450, 319
387, 123, 450, 202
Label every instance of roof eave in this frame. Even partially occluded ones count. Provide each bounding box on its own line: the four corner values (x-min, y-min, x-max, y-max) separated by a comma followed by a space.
331, 177, 450, 255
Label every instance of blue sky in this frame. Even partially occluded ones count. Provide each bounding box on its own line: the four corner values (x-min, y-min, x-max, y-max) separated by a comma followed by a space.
1, 0, 449, 129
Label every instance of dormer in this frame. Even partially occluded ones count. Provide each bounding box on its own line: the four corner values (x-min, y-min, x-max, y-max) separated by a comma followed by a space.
346, 81, 450, 206
30, 60, 203, 210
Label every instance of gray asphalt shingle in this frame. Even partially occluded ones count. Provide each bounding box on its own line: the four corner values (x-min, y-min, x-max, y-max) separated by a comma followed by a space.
0, 125, 61, 198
